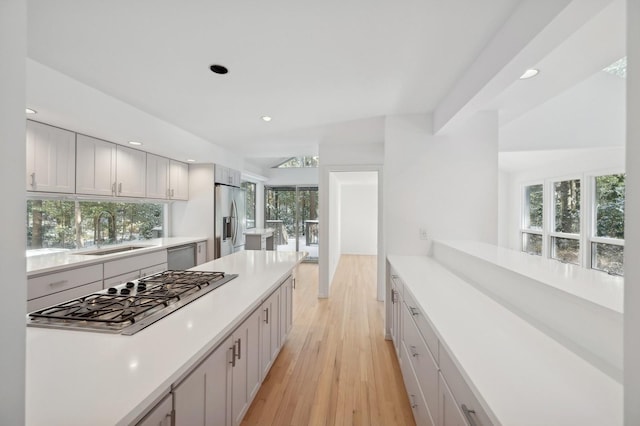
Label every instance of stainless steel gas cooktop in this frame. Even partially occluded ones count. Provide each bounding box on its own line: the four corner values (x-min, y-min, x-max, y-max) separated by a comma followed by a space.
27, 270, 238, 335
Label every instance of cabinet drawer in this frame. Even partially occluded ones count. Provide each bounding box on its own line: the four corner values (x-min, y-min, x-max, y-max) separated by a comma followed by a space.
28, 264, 103, 300
403, 304, 438, 424
27, 280, 102, 312
400, 342, 434, 426
390, 267, 404, 300
403, 288, 439, 363
104, 270, 142, 288
104, 250, 168, 278
439, 345, 492, 426
141, 262, 168, 278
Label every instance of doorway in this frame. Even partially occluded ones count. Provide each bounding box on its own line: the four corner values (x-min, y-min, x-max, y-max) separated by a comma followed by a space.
265, 186, 319, 262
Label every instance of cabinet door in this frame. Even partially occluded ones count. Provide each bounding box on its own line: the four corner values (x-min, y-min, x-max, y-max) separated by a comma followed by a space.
116, 145, 146, 197
196, 241, 207, 265
438, 373, 467, 426
391, 282, 401, 356
279, 276, 293, 342
76, 134, 117, 196
260, 289, 281, 378
169, 160, 189, 200
136, 393, 172, 426
232, 308, 261, 426
174, 335, 233, 426
146, 154, 169, 199
26, 120, 76, 193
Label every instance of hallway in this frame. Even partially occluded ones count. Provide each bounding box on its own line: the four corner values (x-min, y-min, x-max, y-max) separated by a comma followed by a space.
241, 255, 415, 426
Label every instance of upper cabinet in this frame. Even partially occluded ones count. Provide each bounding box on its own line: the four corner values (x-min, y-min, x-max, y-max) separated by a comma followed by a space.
115, 145, 146, 198
26, 120, 76, 193
214, 164, 241, 187
169, 160, 189, 200
146, 156, 188, 200
28, 122, 188, 200
76, 134, 116, 196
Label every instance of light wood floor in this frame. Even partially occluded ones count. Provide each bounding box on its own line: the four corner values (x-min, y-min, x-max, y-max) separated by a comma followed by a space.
241, 255, 415, 426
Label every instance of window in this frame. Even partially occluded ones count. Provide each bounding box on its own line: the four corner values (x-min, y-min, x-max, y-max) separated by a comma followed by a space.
522, 184, 543, 255
551, 179, 581, 264
27, 199, 163, 254
591, 174, 625, 275
242, 181, 256, 229
274, 156, 319, 168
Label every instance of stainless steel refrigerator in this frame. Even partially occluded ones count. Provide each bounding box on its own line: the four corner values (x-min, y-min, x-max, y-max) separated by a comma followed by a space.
214, 184, 246, 258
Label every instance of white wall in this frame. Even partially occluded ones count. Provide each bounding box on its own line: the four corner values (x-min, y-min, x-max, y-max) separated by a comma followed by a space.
265, 167, 318, 186
0, 0, 26, 424
625, 0, 640, 423
384, 112, 499, 256
327, 173, 341, 293
340, 181, 378, 255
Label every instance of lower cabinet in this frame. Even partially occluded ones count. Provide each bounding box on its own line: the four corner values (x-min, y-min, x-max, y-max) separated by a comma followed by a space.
279, 276, 293, 342
136, 394, 173, 426
438, 373, 467, 426
390, 274, 402, 357
173, 275, 293, 426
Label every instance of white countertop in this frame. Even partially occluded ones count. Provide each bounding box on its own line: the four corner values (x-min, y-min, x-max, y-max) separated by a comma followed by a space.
433, 240, 624, 313
25, 250, 307, 426
388, 255, 622, 426
243, 228, 274, 236
27, 237, 206, 276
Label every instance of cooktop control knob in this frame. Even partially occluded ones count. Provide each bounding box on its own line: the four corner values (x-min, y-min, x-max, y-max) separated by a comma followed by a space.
120, 288, 131, 295
107, 287, 117, 294
137, 283, 147, 291
126, 281, 135, 288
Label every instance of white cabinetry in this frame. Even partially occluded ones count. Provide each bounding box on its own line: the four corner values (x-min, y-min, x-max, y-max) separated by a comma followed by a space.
136, 394, 173, 426
116, 145, 146, 197
390, 271, 403, 357
27, 264, 103, 312
214, 165, 241, 187
279, 276, 293, 341
26, 120, 76, 193
146, 156, 189, 200
173, 308, 261, 426
103, 250, 168, 287
169, 160, 189, 200
76, 134, 117, 196
196, 241, 207, 265
438, 373, 467, 426
260, 288, 281, 378
146, 154, 169, 199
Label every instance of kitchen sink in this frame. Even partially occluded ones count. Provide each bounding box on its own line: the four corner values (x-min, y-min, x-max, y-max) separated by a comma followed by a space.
73, 245, 151, 256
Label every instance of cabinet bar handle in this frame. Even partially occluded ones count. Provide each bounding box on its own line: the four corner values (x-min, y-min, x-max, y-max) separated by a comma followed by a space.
48, 279, 68, 287
293, 278, 296, 289
409, 306, 419, 316
409, 345, 418, 357
264, 307, 269, 324
461, 404, 479, 426
409, 394, 418, 409
118, 182, 122, 194
230, 344, 236, 367
30, 172, 36, 187
391, 289, 396, 304
236, 338, 242, 360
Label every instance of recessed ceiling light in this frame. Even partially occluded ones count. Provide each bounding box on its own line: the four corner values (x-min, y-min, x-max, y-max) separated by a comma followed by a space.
520, 69, 539, 80
209, 64, 229, 75
128, 141, 143, 146
261, 116, 272, 122
186, 159, 196, 163
26, 108, 37, 114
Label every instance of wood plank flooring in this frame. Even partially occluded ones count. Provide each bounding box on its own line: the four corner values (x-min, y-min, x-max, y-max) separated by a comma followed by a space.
241, 255, 415, 426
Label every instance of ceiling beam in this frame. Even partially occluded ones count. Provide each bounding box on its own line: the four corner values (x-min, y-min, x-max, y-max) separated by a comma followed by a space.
433, 0, 614, 134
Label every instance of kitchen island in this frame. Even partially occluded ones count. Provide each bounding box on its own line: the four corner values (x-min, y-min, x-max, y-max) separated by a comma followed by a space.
25, 249, 306, 426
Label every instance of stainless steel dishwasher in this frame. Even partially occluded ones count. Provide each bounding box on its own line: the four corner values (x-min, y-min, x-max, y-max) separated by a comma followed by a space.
167, 243, 196, 270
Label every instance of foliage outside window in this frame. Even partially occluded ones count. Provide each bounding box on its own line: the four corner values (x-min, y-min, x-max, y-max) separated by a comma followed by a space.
522, 184, 543, 255
551, 179, 581, 264
592, 174, 625, 275
242, 181, 256, 229
27, 199, 163, 253
274, 156, 319, 168
265, 186, 318, 237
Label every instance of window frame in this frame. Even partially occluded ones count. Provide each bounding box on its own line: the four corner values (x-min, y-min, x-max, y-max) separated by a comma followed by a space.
520, 181, 545, 256
547, 175, 582, 265
241, 181, 257, 229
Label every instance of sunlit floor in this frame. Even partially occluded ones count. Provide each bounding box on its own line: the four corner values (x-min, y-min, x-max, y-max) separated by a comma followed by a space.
277, 237, 318, 259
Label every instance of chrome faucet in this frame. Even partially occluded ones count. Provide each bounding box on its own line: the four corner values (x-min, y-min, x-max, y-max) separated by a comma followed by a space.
96, 210, 112, 248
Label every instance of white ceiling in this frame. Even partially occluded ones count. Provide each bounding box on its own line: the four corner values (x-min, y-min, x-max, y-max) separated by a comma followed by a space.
25, 0, 625, 171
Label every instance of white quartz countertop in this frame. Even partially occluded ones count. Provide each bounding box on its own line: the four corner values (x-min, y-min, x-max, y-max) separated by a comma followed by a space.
243, 228, 274, 236
387, 254, 622, 426
434, 240, 624, 313
27, 237, 207, 276
25, 250, 307, 426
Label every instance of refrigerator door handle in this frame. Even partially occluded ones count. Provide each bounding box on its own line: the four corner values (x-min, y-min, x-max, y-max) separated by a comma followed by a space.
231, 199, 238, 245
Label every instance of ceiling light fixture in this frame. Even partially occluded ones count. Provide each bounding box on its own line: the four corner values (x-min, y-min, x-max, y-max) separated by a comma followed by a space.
519, 69, 539, 80
209, 64, 229, 75
128, 141, 143, 146
261, 116, 272, 122
186, 159, 196, 163
26, 108, 37, 114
